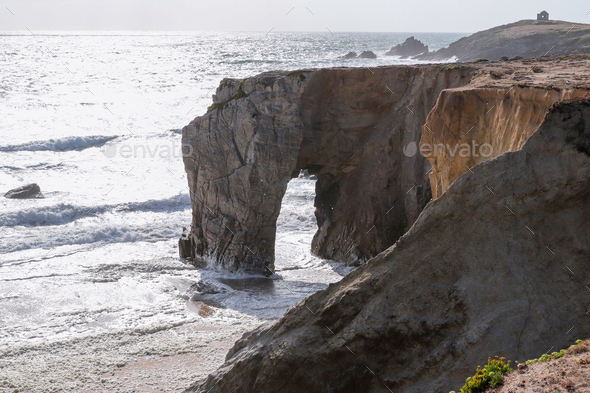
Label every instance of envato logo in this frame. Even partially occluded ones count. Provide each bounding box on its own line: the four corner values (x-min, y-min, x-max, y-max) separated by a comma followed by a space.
102, 141, 193, 159
403, 141, 494, 158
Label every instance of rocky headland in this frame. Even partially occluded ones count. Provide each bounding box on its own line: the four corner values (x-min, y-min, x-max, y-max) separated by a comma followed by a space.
417, 19, 590, 62
181, 55, 590, 392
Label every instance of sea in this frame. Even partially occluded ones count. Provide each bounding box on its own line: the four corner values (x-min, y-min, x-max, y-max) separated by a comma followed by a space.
0, 31, 465, 392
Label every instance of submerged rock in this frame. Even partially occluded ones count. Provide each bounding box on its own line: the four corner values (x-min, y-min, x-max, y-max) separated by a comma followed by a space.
186, 99, 590, 393
339, 51, 357, 59
186, 280, 228, 300
4, 183, 43, 199
385, 36, 429, 57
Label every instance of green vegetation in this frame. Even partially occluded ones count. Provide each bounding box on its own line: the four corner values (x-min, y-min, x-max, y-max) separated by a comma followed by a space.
524, 349, 565, 365
219, 80, 235, 89
523, 338, 589, 366
207, 102, 229, 112
441, 65, 469, 71
234, 80, 247, 99
207, 79, 251, 113
460, 357, 512, 393
475, 58, 489, 63
455, 339, 590, 393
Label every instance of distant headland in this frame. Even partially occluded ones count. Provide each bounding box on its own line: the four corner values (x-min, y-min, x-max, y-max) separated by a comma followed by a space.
341, 17, 590, 62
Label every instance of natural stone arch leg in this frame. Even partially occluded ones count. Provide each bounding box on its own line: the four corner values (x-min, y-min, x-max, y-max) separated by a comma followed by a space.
181, 74, 306, 275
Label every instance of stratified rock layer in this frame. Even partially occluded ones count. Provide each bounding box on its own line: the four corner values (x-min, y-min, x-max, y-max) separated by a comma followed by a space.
181, 66, 476, 273
187, 99, 590, 393
422, 86, 588, 198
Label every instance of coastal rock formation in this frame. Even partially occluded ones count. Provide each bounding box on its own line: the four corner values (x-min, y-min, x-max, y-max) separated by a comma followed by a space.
385, 36, 429, 57
339, 51, 357, 59
422, 86, 588, 198
417, 20, 590, 62
187, 99, 590, 393
4, 183, 43, 199
357, 50, 377, 59
181, 66, 476, 273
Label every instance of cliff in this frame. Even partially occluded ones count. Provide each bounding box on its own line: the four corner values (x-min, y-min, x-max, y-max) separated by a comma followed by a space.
421, 55, 590, 198
186, 98, 590, 393
181, 56, 590, 392
181, 65, 477, 274
181, 56, 590, 275
417, 20, 590, 62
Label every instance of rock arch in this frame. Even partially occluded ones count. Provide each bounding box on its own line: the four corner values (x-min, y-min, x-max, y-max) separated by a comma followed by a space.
180, 66, 475, 274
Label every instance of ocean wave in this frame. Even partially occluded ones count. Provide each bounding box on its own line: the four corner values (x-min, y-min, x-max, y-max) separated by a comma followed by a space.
0, 135, 118, 152
0, 193, 191, 227
0, 218, 184, 254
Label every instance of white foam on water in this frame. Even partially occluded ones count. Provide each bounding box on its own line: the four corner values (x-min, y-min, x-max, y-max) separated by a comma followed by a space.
0, 135, 118, 152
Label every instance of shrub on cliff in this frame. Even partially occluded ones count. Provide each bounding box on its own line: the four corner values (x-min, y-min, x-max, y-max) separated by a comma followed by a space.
460, 357, 512, 393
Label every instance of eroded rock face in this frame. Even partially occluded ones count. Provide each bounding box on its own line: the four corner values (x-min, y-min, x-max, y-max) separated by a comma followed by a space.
186, 99, 590, 393
421, 86, 588, 198
181, 66, 476, 273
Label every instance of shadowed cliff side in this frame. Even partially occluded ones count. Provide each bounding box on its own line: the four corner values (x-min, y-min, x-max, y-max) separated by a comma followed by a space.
186, 99, 590, 393
181, 65, 476, 274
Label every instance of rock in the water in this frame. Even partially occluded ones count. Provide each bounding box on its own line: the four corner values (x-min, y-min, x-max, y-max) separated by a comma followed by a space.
339, 51, 357, 59
186, 280, 229, 300
357, 50, 377, 58
4, 183, 43, 199
385, 36, 429, 57
186, 99, 590, 393
178, 227, 195, 260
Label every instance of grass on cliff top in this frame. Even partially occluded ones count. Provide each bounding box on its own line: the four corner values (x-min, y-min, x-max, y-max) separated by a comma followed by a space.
452, 338, 590, 393
207, 79, 248, 112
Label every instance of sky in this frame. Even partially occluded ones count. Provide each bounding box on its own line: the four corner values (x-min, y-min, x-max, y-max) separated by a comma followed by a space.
1, 0, 589, 33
